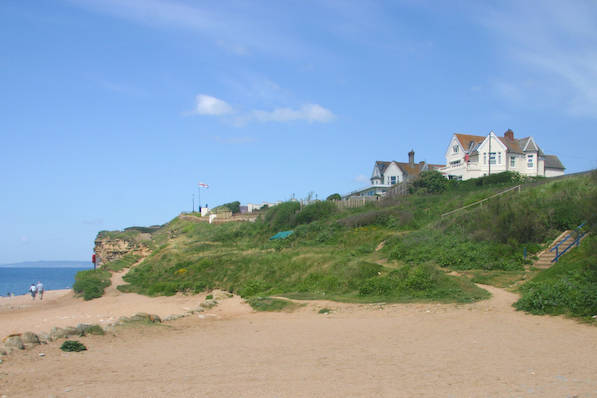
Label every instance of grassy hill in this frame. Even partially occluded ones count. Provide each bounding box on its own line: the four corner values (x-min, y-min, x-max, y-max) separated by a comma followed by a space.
89, 171, 596, 316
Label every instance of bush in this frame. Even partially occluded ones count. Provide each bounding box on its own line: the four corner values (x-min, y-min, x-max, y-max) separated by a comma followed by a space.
472, 171, 525, 186
60, 340, 87, 352
326, 193, 341, 201
295, 201, 337, 225
73, 269, 111, 300
219, 201, 241, 214
412, 170, 448, 193
515, 236, 597, 317
263, 201, 300, 231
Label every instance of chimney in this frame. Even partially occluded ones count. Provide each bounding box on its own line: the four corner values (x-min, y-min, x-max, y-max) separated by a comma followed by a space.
408, 150, 415, 167
504, 129, 514, 140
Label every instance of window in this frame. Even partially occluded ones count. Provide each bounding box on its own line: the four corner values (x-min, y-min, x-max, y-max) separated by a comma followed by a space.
452, 145, 459, 153
489, 152, 496, 165
450, 160, 461, 167
527, 154, 534, 168
498, 152, 502, 165
483, 152, 487, 164
390, 176, 397, 185
510, 156, 516, 167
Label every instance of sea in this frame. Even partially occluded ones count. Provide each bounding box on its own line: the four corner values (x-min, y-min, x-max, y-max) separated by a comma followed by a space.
0, 267, 93, 297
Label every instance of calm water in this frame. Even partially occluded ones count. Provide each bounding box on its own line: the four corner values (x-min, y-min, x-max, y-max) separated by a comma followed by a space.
0, 267, 93, 296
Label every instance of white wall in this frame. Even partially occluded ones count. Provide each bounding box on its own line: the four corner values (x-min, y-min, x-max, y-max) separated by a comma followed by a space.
383, 163, 404, 184
545, 168, 565, 178
474, 133, 508, 176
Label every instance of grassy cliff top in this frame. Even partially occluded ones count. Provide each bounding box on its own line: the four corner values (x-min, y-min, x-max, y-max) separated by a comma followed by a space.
96, 171, 596, 314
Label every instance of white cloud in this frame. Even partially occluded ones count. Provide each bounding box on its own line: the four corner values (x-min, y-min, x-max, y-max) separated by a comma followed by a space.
252, 104, 335, 123
191, 94, 335, 125
195, 94, 233, 115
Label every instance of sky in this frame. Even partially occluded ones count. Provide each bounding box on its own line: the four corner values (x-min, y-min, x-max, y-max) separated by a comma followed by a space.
1, 0, 596, 263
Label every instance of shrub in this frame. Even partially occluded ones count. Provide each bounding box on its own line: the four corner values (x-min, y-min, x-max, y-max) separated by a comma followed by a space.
412, 170, 448, 193
218, 201, 241, 214
263, 201, 300, 231
60, 340, 87, 352
73, 270, 111, 300
295, 201, 337, 225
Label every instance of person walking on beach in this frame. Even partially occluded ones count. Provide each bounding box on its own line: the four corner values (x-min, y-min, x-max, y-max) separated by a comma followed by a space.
29, 283, 37, 300
36, 281, 44, 300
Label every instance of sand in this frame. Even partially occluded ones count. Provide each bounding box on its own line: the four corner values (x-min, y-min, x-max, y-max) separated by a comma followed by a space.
1, 276, 597, 397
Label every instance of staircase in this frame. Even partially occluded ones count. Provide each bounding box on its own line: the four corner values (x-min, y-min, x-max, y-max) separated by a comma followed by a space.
533, 224, 589, 269
534, 231, 571, 269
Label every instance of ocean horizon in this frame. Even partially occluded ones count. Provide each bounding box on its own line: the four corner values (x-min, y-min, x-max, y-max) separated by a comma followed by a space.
0, 260, 92, 268
0, 266, 93, 296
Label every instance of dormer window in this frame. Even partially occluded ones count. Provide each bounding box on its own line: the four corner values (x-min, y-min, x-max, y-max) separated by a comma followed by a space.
452, 145, 459, 153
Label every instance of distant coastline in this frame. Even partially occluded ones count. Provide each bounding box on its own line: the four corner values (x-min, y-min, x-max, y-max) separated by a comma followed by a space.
0, 260, 93, 268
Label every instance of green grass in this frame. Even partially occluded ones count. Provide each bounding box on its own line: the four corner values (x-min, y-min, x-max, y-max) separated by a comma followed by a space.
73, 269, 111, 300
514, 235, 597, 319
99, 171, 596, 310
467, 270, 528, 288
102, 253, 141, 272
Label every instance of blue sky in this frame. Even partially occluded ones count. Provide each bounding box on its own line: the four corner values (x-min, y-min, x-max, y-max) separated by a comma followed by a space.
1, 0, 596, 263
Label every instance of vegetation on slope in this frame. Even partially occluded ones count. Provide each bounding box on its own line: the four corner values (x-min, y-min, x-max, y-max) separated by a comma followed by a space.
102, 253, 141, 272
73, 269, 111, 300
514, 171, 597, 318
92, 170, 596, 315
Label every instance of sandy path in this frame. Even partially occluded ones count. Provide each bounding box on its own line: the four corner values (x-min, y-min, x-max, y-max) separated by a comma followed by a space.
1, 282, 597, 397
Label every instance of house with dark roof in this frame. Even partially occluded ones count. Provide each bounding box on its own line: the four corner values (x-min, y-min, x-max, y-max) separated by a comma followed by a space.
346, 150, 443, 197
440, 129, 565, 180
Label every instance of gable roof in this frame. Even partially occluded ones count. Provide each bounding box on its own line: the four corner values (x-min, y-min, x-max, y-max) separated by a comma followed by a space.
454, 134, 485, 152
519, 137, 539, 152
374, 161, 391, 174
374, 160, 437, 179
498, 136, 523, 154
544, 154, 565, 170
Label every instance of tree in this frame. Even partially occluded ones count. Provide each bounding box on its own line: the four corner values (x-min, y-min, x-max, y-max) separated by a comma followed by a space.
412, 170, 448, 193
216, 201, 241, 214
326, 193, 341, 201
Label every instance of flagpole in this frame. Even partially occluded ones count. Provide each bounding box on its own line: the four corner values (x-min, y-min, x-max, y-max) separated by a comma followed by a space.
192, 193, 195, 213
198, 186, 201, 211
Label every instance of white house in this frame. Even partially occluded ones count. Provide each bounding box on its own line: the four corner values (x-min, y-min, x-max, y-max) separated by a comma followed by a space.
440, 129, 565, 180
347, 150, 443, 197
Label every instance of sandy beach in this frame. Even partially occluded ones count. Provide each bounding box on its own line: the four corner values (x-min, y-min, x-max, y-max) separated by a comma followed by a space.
1, 278, 597, 397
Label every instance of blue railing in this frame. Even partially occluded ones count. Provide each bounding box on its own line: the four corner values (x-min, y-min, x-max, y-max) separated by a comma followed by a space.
550, 222, 587, 263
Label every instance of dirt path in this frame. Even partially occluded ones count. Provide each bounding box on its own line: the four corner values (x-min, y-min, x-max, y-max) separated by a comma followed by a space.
2, 284, 597, 397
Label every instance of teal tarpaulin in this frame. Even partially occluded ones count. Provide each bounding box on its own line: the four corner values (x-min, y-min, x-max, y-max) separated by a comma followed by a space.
270, 230, 294, 240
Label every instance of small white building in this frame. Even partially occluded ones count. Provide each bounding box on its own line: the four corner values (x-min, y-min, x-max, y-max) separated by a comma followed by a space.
347, 151, 443, 197
440, 129, 565, 180
240, 202, 281, 214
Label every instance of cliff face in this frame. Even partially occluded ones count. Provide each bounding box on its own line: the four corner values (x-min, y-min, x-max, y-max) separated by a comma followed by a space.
94, 232, 152, 267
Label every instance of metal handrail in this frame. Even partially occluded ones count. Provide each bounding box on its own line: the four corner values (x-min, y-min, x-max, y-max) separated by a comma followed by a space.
550, 222, 587, 263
